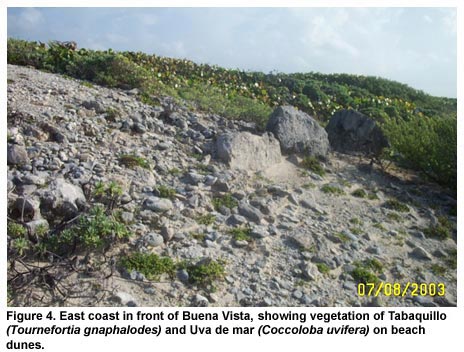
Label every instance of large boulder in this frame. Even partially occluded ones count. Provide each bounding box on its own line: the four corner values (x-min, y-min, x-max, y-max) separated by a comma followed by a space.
7, 144, 29, 165
38, 179, 87, 218
266, 105, 329, 157
216, 131, 281, 171
325, 109, 389, 156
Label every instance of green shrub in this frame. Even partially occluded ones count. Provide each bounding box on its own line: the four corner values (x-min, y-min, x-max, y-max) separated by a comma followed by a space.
351, 189, 367, 198
179, 84, 272, 129
105, 107, 120, 121
156, 185, 176, 199
386, 212, 403, 222
349, 227, 363, 236
444, 249, 457, 269
349, 218, 363, 226
383, 199, 409, 212
196, 214, 216, 226
7, 38, 48, 67
300, 156, 325, 176
350, 259, 383, 284
119, 154, 150, 169
168, 167, 182, 176
321, 184, 345, 196
381, 114, 456, 189
212, 193, 238, 211
183, 258, 225, 286
120, 252, 176, 280
423, 224, 450, 240
7, 222, 27, 237
190, 232, 206, 241
316, 263, 330, 274
228, 227, 252, 242
364, 258, 384, 273
11, 237, 30, 256
46, 206, 130, 253
335, 232, 350, 243
350, 266, 379, 284
431, 264, 447, 276
373, 222, 386, 231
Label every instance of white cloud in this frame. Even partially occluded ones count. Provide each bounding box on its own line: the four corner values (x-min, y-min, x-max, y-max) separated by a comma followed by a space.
441, 9, 456, 35
301, 14, 359, 58
19, 8, 43, 27
9, 7, 44, 33
423, 15, 433, 24
137, 14, 158, 26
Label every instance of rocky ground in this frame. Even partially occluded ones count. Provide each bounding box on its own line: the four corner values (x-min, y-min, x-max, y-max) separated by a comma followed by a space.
7, 64, 457, 307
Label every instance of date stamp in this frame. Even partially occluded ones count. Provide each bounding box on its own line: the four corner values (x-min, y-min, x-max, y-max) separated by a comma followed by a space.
357, 282, 445, 297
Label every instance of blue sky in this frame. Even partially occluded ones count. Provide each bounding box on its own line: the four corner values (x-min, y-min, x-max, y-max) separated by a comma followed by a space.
7, 7, 457, 98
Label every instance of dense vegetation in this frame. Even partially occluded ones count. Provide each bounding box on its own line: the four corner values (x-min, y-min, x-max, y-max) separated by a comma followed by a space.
7, 38, 456, 190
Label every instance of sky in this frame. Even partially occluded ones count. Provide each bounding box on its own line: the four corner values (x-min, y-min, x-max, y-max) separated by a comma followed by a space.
7, 7, 457, 98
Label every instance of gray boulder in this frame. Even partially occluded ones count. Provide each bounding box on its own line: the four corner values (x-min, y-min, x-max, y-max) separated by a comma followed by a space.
7, 144, 29, 165
266, 105, 329, 157
38, 179, 86, 218
238, 202, 264, 223
216, 131, 281, 171
13, 196, 42, 221
143, 196, 173, 212
325, 109, 389, 156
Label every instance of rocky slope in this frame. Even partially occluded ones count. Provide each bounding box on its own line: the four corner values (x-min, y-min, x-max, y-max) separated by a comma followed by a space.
7, 64, 457, 307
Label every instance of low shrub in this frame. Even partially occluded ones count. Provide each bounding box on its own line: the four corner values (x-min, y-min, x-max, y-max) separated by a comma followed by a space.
212, 193, 238, 211
321, 184, 345, 196
300, 156, 325, 177
120, 253, 176, 281
383, 199, 409, 212
381, 114, 456, 190
119, 154, 150, 169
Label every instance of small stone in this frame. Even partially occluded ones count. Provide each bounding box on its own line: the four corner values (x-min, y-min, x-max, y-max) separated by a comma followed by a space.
234, 240, 249, 247
187, 172, 204, 185
157, 142, 170, 150
238, 203, 263, 223
413, 295, 438, 307
177, 269, 189, 283
301, 262, 320, 281
133, 123, 147, 134
208, 293, 219, 303
212, 180, 230, 192
292, 290, 303, 299
192, 294, 209, 307
144, 232, 164, 247
204, 175, 217, 186
226, 214, 247, 226
7, 144, 29, 165
143, 196, 173, 212
410, 246, 433, 261
113, 291, 138, 306
120, 212, 134, 224
261, 297, 273, 306
412, 231, 426, 240
300, 198, 324, 214
251, 226, 269, 239
161, 225, 174, 242
144, 287, 156, 294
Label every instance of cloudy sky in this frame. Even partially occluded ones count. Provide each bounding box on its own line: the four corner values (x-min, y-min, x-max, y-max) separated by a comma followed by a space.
7, 7, 457, 97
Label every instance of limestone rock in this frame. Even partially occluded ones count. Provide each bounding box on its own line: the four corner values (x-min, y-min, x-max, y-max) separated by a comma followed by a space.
325, 109, 389, 156
266, 105, 329, 157
7, 144, 29, 165
216, 131, 281, 171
